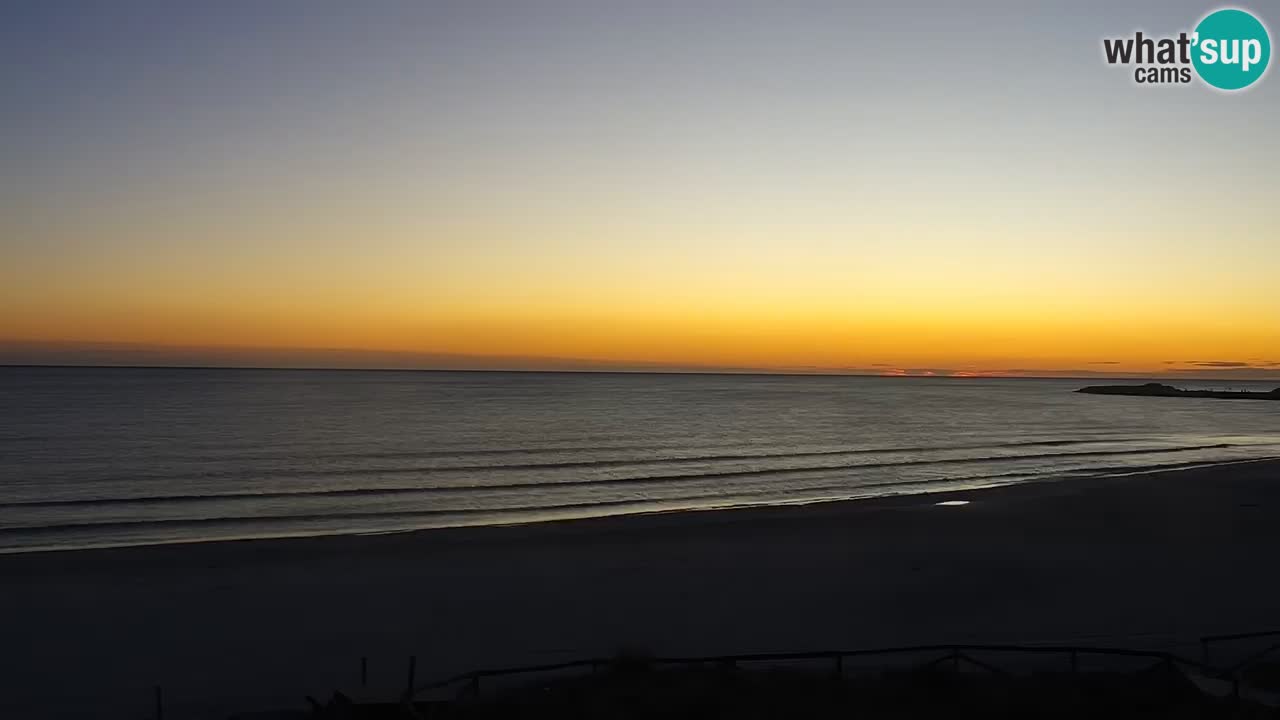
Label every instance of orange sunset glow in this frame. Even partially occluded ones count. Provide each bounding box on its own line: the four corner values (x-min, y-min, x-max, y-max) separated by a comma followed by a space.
2, 2, 1278, 379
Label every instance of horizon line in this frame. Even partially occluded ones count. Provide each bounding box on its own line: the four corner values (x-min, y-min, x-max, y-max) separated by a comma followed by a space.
3, 363, 1278, 385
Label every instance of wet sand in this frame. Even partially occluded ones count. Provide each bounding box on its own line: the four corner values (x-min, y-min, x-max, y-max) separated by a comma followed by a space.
3, 459, 1279, 718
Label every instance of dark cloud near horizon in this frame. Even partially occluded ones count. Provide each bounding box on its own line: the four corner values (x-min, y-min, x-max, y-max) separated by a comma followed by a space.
3, 341, 1278, 380
0, 340, 751, 374
1156, 356, 1280, 380
1162, 368, 1280, 380
1163, 360, 1280, 369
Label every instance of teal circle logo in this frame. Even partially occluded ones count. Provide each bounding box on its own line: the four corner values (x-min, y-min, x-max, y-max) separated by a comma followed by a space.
1192, 8, 1271, 90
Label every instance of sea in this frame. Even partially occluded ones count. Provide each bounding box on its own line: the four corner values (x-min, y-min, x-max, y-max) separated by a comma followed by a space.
2, 367, 1278, 554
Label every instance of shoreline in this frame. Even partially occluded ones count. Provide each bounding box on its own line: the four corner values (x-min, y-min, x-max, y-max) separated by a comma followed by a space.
4, 455, 1278, 559
5, 457, 1280, 718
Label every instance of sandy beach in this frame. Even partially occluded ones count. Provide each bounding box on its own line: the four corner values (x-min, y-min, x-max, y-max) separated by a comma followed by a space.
3, 458, 1279, 718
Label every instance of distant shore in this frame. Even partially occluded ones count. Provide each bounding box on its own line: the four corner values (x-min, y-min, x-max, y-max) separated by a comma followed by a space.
1079, 382, 1280, 401
4, 457, 1280, 718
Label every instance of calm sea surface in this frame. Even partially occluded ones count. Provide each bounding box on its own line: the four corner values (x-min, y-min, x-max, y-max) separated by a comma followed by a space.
2, 367, 1278, 553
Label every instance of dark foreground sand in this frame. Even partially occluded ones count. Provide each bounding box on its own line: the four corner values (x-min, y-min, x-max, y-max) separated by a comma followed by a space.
3, 459, 1280, 718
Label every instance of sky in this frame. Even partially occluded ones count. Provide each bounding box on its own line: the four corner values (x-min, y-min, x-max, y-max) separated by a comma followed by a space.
2, 1, 1278, 378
